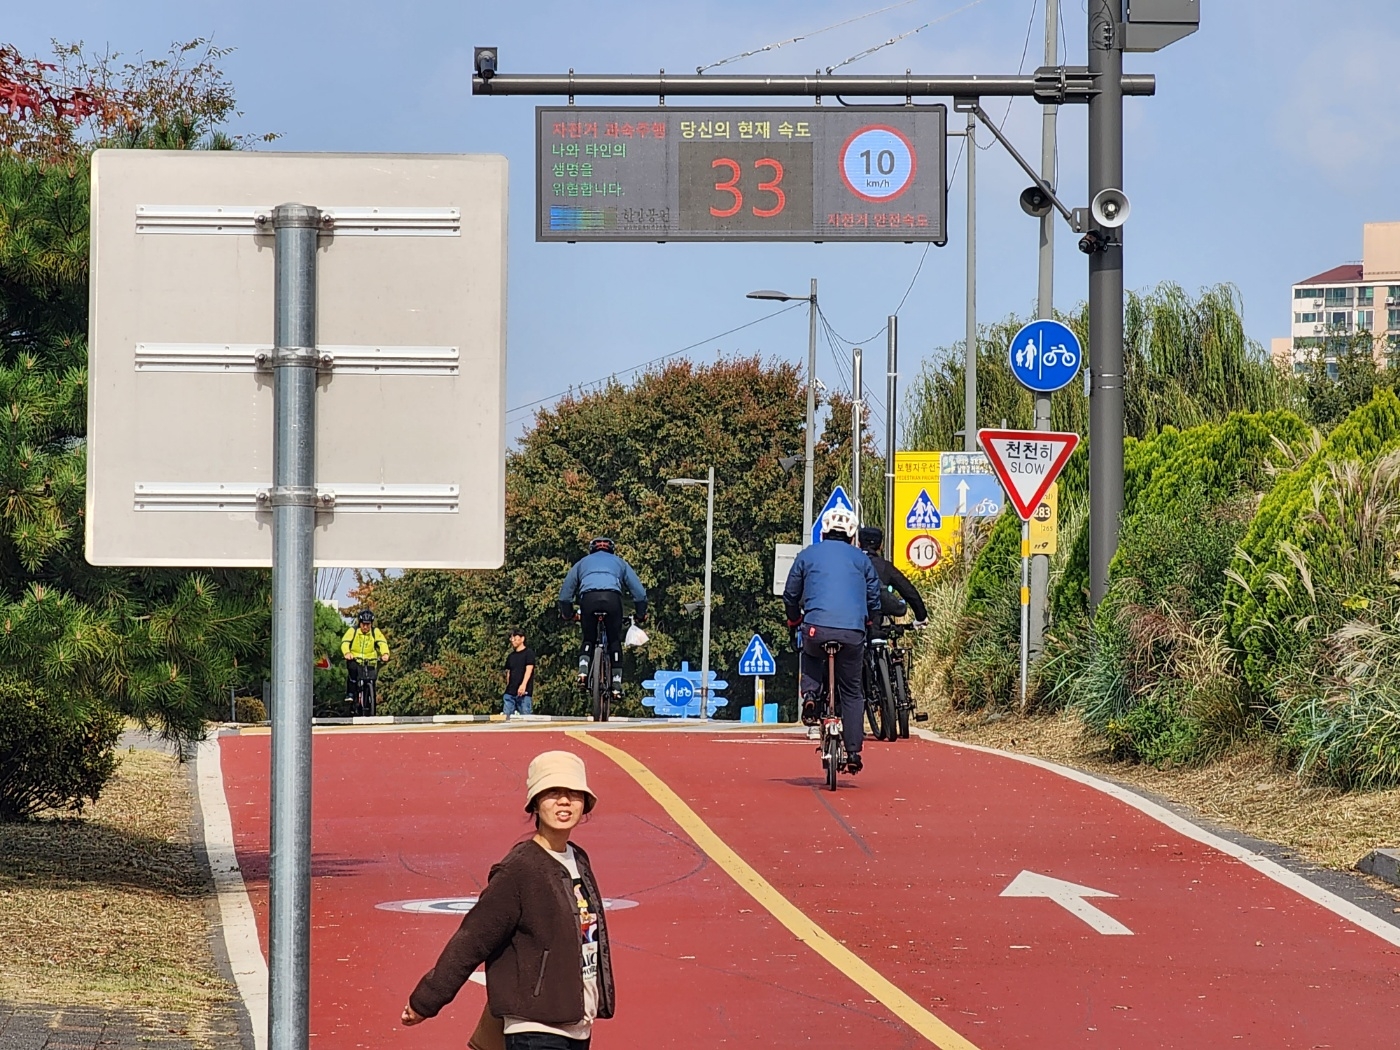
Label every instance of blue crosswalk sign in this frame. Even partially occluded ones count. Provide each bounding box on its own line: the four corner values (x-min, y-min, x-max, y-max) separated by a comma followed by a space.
738, 634, 777, 677
812, 486, 855, 546
905, 489, 942, 531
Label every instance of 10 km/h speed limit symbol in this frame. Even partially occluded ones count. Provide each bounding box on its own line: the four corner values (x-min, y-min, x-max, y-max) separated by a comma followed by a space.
906, 534, 942, 570
840, 125, 917, 202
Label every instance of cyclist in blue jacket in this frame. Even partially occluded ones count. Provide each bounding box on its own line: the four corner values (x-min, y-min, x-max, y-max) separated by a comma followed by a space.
782, 506, 882, 773
559, 538, 649, 693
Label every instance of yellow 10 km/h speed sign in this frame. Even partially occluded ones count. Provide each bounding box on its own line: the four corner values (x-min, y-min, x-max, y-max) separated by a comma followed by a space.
892, 451, 963, 576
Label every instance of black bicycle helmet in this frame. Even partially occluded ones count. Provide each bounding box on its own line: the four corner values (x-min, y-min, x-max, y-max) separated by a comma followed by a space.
858, 526, 884, 553
589, 537, 616, 554
358, 609, 375, 624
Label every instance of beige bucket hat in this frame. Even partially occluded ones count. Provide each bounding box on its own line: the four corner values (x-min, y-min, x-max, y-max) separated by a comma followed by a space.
524, 750, 597, 813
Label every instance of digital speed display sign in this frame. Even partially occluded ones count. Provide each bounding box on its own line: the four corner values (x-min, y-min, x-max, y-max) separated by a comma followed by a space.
536, 106, 947, 243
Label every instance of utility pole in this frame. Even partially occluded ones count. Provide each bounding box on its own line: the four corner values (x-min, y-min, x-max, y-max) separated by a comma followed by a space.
884, 316, 898, 534
964, 109, 977, 452
805, 279, 817, 543
851, 346, 863, 522
1029, 0, 1059, 655
1088, 0, 1125, 607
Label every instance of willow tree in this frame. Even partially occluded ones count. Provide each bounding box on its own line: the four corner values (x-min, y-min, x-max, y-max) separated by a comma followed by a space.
902, 283, 1289, 451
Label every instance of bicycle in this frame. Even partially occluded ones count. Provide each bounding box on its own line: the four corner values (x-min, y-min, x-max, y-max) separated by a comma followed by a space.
577, 612, 631, 723
863, 637, 898, 742
886, 623, 925, 739
809, 639, 855, 791
348, 656, 381, 717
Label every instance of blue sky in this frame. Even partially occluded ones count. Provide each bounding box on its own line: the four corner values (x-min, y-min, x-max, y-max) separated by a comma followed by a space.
13, 0, 1397, 445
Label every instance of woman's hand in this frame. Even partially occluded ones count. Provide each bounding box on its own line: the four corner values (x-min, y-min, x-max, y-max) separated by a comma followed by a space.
400, 1004, 425, 1026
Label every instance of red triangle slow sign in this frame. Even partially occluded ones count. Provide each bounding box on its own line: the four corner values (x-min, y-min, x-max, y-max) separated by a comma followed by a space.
977, 429, 1080, 520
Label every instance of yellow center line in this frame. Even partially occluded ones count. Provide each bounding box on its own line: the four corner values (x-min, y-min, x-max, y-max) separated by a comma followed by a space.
569, 730, 983, 1050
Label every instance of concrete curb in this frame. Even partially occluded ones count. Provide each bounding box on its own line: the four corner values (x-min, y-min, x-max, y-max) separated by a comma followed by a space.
1357, 848, 1400, 887
194, 739, 269, 1050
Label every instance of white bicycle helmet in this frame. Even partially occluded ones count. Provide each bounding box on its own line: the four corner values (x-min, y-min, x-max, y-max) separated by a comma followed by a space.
820, 506, 858, 538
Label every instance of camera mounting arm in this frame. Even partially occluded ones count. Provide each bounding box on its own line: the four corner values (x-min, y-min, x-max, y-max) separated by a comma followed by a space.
961, 99, 1078, 230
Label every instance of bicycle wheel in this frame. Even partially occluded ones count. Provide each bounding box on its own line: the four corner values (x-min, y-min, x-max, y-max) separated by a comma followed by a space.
824, 734, 838, 791
893, 659, 911, 738
589, 645, 606, 722
876, 655, 897, 742
862, 655, 883, 739
367, 677, 377, 718
600, 648, 612, 723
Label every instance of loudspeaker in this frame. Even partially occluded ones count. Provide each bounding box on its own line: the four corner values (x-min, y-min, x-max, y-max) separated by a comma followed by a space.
1090, 188, 1131, 228
1019, 185, 1053, 218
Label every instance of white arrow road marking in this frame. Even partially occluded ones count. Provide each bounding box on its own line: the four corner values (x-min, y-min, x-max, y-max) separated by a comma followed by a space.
1000, 870, 1134, 936
956, 480, 970, 514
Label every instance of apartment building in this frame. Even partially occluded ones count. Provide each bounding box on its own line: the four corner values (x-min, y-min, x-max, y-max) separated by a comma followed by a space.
1272, 221, 1400, 374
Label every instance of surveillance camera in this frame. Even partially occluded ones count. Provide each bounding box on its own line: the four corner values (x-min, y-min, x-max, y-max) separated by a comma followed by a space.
1078, 230, 1111, 255
474, 47, 498, 81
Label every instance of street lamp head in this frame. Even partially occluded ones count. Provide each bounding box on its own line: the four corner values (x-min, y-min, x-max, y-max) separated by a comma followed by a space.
667, 478, 705, 487
745, 289, 797, 302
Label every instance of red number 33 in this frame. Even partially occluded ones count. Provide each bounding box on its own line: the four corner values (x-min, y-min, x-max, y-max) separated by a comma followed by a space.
709, 157, 786, 219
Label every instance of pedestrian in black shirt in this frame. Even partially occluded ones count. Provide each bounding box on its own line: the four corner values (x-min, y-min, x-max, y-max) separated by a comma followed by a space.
503, 629, 536, 720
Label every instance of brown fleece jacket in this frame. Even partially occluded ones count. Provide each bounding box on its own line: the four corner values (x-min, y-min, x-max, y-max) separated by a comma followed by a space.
408, 839, 615, 1025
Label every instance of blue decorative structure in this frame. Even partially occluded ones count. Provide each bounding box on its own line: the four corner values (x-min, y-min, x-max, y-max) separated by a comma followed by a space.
641, 662, 729, 718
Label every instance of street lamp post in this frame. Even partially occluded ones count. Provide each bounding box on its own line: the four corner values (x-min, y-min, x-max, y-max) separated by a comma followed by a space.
747, 281, 817, 543
667, 466, 715, 721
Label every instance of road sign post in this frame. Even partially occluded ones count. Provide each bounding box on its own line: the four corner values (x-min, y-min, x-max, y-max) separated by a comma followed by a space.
738, 634, 778, 723
978, 429, 1080, 709
88, 150, 507, 1050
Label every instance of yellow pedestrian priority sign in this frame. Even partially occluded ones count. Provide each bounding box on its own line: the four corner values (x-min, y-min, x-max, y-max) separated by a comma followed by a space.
893, 452, 962, 575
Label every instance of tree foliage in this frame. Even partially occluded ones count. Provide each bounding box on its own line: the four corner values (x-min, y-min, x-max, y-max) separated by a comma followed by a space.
0, 41, 270, 761
0, 39, 270, 164
903, 283, 1287, 452
366, 358, 855, 718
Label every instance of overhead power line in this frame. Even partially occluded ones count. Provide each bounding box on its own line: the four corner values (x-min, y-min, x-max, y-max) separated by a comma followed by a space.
505, 302, 803, 419
826, 0, 990, 74
697, 0, 930, 74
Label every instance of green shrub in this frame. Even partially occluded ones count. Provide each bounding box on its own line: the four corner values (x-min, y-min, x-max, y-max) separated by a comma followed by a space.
1225, 390, 1400, 699
0, 681, 122, 821
1242, 450, 1400, 785
232, 696, 266, 723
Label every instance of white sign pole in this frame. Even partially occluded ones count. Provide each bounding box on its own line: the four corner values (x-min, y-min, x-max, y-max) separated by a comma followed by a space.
268, 203, 319, 1050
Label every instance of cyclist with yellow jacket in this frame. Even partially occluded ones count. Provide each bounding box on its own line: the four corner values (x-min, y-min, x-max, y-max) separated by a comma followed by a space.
342, 609, 390, 704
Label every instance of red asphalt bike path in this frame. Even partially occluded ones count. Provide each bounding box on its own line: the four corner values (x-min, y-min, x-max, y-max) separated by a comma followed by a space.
615, 730, 1400, 1048
217, 728, 1400, 1049
218, 730, 927, 1049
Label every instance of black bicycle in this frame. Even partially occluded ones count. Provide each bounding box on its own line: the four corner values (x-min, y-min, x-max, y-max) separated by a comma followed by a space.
883, 623, 925, 739
863, 637, 899, 742
348, 656, 380, 718
578, 612, 631, 723
813, 639, 855, 791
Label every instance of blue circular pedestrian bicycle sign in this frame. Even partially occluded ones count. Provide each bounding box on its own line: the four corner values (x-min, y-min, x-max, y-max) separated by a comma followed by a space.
1008, 319, 1082, 394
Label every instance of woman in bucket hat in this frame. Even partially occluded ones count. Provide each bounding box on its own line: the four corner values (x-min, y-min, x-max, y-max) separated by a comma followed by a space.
401, 750, 615, 1050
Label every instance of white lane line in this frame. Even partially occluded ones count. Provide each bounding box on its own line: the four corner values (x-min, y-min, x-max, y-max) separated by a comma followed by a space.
913, 729, 1400, 948
196, 737, 268, 1050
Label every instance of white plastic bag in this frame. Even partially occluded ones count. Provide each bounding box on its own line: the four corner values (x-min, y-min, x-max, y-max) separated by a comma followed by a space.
624, 623, 650, 648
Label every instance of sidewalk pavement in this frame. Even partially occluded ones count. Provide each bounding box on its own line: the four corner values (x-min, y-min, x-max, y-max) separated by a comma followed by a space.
0, 1003, 244, 1050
